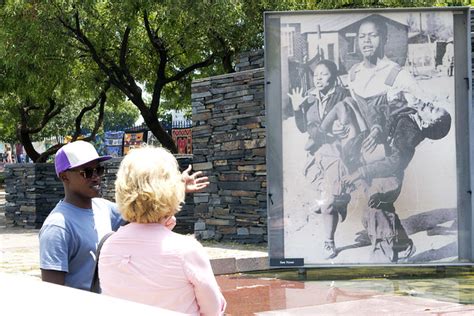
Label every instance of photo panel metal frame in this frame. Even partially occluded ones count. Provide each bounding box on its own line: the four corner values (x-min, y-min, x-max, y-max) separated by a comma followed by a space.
265, 7, 473, 267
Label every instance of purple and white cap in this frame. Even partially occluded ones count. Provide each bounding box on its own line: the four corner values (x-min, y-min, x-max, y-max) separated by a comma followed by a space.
55, 141, 111, 176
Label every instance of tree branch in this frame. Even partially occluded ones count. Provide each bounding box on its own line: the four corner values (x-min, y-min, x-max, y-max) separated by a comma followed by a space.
58, 11, 143, 108
72, 82, 110, 139
17, 98, 62, 162
144, 10, 169, 114
214, 33, 235, 73
36, 143, 64, 163
119, 27, 131, 70
118, 27, 143, 99
57, 12, 119, 87
28, 99, 62, 134
167, 54, 215, 83
143, 10, 168, 78
83, 86, 107, 142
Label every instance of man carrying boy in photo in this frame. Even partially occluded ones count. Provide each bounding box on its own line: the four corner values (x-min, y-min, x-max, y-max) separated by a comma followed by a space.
343, 101, 451, 262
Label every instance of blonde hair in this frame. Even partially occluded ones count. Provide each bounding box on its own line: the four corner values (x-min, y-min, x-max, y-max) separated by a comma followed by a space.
115, 146, 185, 224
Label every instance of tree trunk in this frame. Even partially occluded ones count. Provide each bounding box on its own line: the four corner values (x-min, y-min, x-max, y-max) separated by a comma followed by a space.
222, 52, 235, 73
36, 143, 63, 163
17, 126, 40, 162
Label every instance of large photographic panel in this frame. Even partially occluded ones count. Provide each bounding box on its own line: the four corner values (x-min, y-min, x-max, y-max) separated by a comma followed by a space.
266, 8, 472, 266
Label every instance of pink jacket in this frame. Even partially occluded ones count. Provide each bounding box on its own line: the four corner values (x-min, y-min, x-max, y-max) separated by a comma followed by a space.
99, 223, 226, 315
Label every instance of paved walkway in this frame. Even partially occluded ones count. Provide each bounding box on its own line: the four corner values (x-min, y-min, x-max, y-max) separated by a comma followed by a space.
0, 225, 268, 277
0, 189, 267, 277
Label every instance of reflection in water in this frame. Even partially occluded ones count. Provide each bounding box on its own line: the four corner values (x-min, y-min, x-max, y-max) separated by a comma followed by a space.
218, 267, 474, 315
217, 276, 305, 315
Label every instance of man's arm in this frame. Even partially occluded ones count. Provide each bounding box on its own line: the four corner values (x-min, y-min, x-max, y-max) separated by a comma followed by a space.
361, 118, 420, 180
343, 117, 420, 188
39, 223, 70, 285
390, 68, 430, 107
41, 269, 66, 285
182, 165, 210, 193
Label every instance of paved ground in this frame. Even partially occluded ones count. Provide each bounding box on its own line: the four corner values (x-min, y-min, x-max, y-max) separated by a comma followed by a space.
0, 189, 268, 278
0, 225, 268, 277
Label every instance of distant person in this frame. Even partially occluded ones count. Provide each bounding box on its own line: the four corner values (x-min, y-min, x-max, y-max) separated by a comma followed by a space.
4, 144, 13, 163
99, 146, 226, 315
39, 141, 209, 291
442, 37, 454, 77
15, 143, 24, 163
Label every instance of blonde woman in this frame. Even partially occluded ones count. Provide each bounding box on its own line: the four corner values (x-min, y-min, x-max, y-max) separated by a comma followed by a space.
98, 146, 226, 315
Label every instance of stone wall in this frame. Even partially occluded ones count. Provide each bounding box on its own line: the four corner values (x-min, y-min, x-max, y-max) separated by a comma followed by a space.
4, 156, 195, 233
191, 67, 267, 243
4, 163, 64, 228
235, 49, 264, 72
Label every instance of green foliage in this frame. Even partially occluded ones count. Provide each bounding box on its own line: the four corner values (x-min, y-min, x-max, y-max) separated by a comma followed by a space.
103, 99, 140, 132
1, 1, 105, 140
0, 100, 16, 142
311, 0, 465, 8
435, 0, 474, 6
0, 1, 138, 147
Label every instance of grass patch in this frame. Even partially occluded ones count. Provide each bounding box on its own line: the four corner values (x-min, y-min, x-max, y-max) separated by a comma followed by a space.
201, 240, 267, 251
245, 266, 474, 281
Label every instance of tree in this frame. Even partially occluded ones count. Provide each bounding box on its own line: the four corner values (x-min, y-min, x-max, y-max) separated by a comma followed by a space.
0, 2, 123, 161
49, 1, 232, 152
37, 1, 322, 152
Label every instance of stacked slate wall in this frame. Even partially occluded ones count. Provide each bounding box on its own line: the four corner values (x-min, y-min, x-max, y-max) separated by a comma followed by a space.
4, 156, 195, 233
4, 163, 64, 228
235, 49, 264, 72
191, 67, 267, 243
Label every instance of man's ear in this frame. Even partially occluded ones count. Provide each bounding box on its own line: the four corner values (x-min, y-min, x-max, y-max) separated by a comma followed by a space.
59, 172, 69, 183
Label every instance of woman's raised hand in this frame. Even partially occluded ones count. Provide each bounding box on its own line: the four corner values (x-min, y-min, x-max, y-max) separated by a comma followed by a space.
287, 87, 308, 111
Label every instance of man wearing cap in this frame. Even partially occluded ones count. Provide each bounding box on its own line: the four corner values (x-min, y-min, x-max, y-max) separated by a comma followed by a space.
39, 141, 209, 290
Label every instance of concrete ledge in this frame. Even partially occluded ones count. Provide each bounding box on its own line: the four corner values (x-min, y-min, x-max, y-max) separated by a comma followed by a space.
211, 258, 238, 275
211, 256, 269, 275
236, 257, 269, 272
0, 272, 184, 315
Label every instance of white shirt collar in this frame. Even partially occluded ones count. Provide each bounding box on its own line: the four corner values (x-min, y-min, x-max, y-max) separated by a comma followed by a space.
409, 111, 423, 130
353, 56, 394, 74
317, 86, 336, 103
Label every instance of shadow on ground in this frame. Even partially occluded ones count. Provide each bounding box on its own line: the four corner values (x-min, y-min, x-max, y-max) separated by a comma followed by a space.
337, 208, 459, 262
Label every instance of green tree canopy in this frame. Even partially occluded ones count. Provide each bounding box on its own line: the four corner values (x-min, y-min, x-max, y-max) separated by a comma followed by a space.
0, 2, 140, 160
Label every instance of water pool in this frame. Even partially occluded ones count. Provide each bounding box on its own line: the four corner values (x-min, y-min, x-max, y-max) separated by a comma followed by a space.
217, 266, 474, 315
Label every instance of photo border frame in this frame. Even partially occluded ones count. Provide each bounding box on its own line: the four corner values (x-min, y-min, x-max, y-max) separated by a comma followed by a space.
264, 6, 473, 267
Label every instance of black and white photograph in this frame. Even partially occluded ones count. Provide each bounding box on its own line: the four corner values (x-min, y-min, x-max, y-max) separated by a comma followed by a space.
274, 10, 458, 265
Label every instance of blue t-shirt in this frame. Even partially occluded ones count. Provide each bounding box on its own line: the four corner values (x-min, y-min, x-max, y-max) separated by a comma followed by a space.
39, 198, 123, 290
